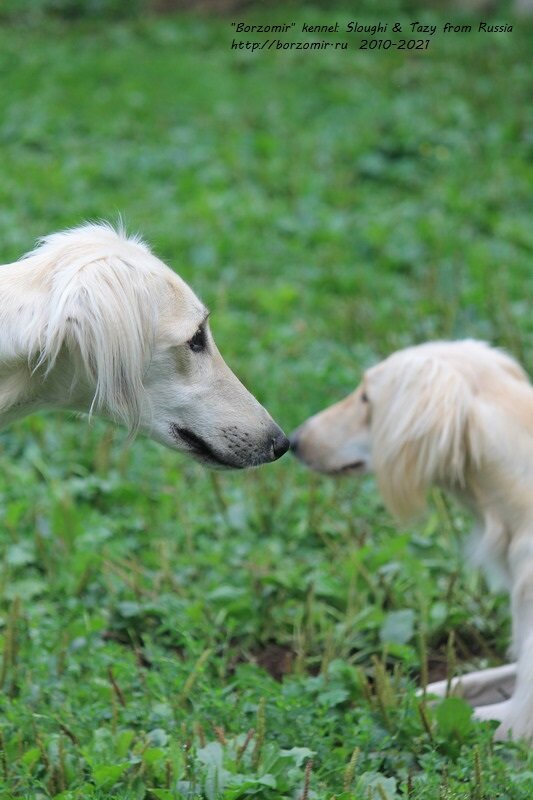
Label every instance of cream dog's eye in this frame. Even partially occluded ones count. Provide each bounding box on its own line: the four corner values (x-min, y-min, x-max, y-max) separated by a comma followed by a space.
361, 391, 369, 403
188, 326, 207, 353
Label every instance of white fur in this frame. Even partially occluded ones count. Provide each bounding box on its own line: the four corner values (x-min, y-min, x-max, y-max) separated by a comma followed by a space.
0, 223, 287, 468
292, 340, 533, 740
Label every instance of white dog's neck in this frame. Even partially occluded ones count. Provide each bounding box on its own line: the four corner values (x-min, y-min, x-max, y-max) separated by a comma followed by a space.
1, 365, 93, 426
0, 353, 92, 431
0, 259, 91, 429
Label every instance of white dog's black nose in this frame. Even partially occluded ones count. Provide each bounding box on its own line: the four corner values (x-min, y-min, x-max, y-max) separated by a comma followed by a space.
271, 430, 290, 460
288, 429, 300, 455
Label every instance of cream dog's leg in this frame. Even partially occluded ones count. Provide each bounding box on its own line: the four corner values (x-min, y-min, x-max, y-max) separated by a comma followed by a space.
473, 650, 533, 743
423, 663, 517, 706
425, 540, 533, 740
472, 699, 515, 740
487, 549, 533, 741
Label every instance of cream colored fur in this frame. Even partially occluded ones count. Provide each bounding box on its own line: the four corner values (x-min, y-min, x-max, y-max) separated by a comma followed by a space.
0, 223, 288, 469
291, 340, 533, 741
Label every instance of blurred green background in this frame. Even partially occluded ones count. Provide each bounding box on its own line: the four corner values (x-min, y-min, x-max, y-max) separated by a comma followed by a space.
0, 1, 532, 798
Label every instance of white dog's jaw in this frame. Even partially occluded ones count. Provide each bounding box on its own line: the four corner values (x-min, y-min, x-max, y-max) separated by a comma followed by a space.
166, 423, 287, 469
0, 223, 289, 469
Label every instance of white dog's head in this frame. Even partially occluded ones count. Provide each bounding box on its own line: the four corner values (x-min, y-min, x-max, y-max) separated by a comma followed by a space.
20, 224, 288, 469
290, 340, 530, 517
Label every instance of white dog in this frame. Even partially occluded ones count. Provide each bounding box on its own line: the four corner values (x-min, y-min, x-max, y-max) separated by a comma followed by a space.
0, 223, 289, 468
290, 340, 533, 741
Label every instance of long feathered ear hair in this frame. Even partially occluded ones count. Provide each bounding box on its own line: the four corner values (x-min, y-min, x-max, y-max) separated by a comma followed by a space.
370, 353, 479, 520
29, 224, 158, 434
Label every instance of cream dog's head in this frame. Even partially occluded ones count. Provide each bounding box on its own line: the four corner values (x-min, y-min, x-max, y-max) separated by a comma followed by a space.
289, 382, 373, 477
15, 223, 288, 469
290, 340, 530, 516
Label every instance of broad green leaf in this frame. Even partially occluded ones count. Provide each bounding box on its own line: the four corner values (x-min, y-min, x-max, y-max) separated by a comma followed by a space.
380, 609, 416, 645
280, 747, 316, 767
92, 763, 129, 789
436, 697, 474, 739
20, 747, 40, 769
356, 771, 399, 799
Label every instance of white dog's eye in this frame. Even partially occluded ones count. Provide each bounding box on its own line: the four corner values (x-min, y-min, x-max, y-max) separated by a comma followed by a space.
188, 326, 207, 353
361, 391, 369, 403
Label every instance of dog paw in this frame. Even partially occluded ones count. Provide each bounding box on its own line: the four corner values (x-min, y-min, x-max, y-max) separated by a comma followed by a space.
473, 700, 533, 742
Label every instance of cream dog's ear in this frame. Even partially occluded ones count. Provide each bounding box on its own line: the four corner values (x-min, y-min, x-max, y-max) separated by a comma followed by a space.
371, 355, 477, 519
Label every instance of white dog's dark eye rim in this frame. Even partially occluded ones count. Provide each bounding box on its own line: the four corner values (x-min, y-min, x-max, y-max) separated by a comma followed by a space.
188, 326, 207, 353
361, 391, 369, 403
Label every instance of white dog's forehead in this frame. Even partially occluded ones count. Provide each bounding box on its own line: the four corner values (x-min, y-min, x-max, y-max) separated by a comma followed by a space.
159, 270, 208, 343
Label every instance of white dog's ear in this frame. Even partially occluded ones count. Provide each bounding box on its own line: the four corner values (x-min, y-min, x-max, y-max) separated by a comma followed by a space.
40, 256, 156, 432
371, 356, 477, 520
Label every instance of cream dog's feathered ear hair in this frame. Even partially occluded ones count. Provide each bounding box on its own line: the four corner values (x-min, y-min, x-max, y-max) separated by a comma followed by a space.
29, 224, 157, 433
371, 353, 479, 520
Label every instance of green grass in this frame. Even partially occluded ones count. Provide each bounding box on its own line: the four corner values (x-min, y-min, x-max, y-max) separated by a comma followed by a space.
1, 3, 533, 798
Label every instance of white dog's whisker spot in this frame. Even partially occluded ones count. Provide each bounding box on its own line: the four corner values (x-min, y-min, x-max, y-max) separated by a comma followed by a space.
291, 339, 533, 742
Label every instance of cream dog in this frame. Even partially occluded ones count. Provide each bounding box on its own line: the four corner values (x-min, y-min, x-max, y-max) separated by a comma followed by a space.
290, 340, 533, 741
0, 223, 289, 468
